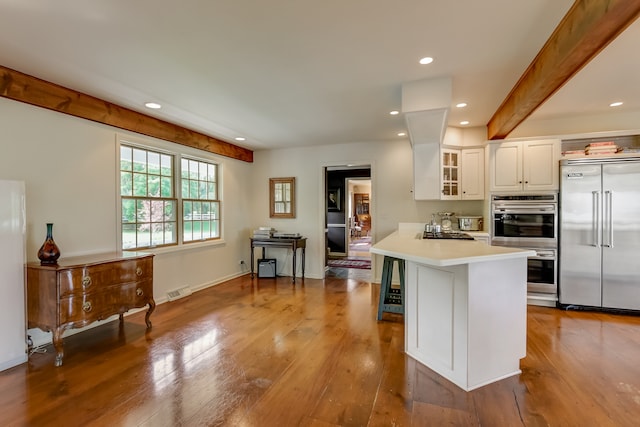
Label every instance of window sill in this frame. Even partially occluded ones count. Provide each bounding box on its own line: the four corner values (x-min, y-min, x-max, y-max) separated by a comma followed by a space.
135, 239, 226, 256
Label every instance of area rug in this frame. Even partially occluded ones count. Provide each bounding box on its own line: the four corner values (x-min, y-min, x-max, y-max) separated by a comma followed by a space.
327, 258, 371, 269
348, 236, 371, 252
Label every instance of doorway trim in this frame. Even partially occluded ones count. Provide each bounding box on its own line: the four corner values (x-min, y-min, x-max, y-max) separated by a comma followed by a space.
320, 162, 374, 277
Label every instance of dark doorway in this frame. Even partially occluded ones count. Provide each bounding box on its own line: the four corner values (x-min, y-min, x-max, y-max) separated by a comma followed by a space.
325, 166, 371, 276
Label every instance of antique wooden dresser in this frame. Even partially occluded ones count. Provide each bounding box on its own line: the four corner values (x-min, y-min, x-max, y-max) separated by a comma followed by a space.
26, 251, 155, 366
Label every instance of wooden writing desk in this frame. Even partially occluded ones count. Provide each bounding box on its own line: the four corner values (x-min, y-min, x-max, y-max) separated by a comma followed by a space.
250, 237, 306, 282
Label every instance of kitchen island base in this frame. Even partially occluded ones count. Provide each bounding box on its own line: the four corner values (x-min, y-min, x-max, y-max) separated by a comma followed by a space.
405, 257, 527, 391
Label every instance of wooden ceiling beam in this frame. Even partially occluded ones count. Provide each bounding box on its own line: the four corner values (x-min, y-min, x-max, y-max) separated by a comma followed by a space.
0, 65, 253, 162
487, 0, 640, 140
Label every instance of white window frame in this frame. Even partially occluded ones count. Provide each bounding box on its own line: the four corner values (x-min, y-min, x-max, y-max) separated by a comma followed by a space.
116, 134, 224, 252
181, 156, 221, 243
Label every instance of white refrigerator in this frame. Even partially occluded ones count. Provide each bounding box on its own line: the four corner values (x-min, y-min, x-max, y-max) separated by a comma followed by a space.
0, 180, 27, 371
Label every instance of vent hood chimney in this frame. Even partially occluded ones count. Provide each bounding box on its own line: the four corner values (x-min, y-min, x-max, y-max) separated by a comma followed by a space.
402, 76, 452, 146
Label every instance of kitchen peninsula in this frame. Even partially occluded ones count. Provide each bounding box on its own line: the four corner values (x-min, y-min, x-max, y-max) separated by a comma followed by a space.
371, 223, 534, 391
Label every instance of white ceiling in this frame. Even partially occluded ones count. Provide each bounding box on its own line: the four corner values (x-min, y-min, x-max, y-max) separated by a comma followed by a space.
1, 0, 637, 152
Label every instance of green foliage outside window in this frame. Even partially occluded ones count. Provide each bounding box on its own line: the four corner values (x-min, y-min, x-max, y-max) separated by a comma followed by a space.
120, 144, 221, 250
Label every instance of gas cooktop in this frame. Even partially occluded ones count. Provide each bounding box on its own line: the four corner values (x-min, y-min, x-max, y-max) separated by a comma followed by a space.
423, 231, 475, 240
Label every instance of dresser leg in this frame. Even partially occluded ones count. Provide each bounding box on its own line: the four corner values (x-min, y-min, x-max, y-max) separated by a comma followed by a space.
53, 328, 64, 367
145, 299, 156, 328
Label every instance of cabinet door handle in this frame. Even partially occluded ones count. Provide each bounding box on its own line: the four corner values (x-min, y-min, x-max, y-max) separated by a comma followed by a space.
136, 288, 144, 296
82, 301, 92, 312
136, 267, 143, 276
82, 276, 92, 288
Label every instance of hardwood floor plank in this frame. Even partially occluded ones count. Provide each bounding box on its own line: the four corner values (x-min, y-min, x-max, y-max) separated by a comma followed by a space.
367, 322, 414, 427
306, 283, 392, 426
2, 276, 640, 426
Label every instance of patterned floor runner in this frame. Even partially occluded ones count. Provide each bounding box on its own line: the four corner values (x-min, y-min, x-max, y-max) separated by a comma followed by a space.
327, 258, 371, 269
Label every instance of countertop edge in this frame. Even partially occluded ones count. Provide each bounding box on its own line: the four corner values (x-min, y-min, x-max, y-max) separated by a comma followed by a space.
370, 231, 535, 267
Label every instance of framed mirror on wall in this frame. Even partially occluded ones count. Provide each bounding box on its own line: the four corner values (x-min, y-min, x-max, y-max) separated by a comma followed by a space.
269, 177, 296, 218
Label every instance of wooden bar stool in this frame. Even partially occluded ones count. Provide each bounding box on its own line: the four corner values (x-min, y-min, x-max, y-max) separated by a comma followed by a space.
377, 256, 405, 320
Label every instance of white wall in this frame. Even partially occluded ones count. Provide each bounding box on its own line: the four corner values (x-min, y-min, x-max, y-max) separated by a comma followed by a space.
252, 141, 484, 281
0, 97, 254, 346
0, 95, 486, 347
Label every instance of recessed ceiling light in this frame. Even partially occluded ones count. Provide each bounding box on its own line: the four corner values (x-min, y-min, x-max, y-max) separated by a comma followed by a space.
609, 101, 623, 107
419, 57, 434, 65
234, 137, 246, 141
397, 132, 407, 137
389, 110, 400, 115
456, 103, 467, 108
460, 121, 470, 126
144, 102, 162, 109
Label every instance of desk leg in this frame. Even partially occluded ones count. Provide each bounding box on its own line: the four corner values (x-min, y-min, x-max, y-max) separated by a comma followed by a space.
250, 245, 255, 278
292, 248, 297, 283
302, 247, 305, 279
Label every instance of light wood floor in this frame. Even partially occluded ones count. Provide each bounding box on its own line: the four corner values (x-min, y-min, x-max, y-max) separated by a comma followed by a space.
2, 273, 640, 426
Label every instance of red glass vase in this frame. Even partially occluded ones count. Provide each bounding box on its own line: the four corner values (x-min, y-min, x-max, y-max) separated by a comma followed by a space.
37, 223, 61, 265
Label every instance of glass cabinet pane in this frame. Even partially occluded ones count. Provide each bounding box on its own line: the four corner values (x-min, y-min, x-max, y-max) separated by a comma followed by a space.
441, 149, 460, 199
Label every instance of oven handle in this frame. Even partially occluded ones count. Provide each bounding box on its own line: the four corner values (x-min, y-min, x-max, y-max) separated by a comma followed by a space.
492, 204, 556, 212
533, 250, 555, 258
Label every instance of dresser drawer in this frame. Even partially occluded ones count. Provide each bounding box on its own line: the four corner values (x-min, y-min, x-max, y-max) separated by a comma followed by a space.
59, 279, 153, 325
27, 251, 155, 366
58, 258, 153, 297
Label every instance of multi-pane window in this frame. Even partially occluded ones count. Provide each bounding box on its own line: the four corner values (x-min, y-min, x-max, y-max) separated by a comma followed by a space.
181, 158, 220, 242
120, 145, 177, 249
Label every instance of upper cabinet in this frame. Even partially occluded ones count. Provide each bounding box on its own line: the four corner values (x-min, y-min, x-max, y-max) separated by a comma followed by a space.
489, 139, 560, 193
440, 148, 460, 200
413, 144, 484, 200
460, 148, 484, 200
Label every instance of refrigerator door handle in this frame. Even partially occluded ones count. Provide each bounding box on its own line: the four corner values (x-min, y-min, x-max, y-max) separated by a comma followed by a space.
603, 190, 613, 248
592, 191, 600, 247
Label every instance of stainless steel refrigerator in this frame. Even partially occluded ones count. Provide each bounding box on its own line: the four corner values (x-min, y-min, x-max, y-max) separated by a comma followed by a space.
559, 157, 640, 310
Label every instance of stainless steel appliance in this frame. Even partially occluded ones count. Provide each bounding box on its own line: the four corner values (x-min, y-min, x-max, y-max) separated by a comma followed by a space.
491, 194, 558, 305
458, 215, 483, 231
559, 157, 640, 310
491, 194, 557, 248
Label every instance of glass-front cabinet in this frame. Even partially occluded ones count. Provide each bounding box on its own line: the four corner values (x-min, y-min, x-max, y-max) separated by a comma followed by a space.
412, 143, 484, 201
441, 149, 460, 199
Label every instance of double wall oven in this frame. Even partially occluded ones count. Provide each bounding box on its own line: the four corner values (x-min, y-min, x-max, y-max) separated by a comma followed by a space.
491, 194, 558, 305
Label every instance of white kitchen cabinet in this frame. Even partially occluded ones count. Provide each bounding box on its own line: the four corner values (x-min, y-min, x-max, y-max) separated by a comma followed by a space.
489, 139, 560, 193
414, 144, 485, 200
460, 148, 484, 200
441, 148, 460, 200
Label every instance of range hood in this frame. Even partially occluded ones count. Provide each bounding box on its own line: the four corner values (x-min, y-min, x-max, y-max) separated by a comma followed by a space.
402, 76, 452, 146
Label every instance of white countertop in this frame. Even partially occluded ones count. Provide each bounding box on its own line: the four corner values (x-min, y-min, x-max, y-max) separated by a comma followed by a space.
371, 229, 534, 267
